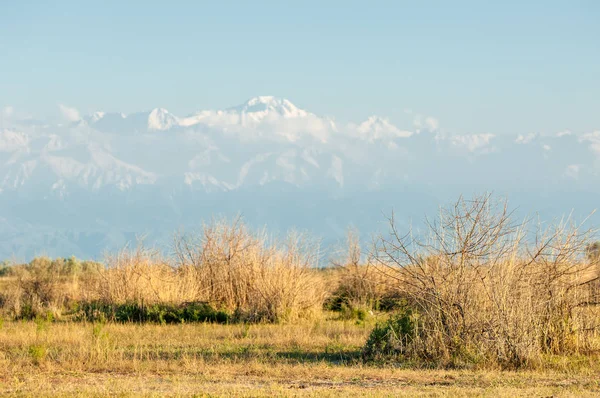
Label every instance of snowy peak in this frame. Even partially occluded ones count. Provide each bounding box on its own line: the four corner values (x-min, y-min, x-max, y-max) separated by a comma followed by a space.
81, 108, 178, 133
147, 108, 178, 131
228, 96, 310, 122
0, 129, 30, 152
84, 111, 123, 124
356, 116, 413, 141
78, 111, 108, 125
178, 96, 332, 142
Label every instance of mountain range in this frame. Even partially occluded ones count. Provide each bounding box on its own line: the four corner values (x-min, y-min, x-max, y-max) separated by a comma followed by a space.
1, 96, 599, 260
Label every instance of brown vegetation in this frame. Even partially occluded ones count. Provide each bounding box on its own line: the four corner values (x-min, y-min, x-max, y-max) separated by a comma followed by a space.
370, 194, 600, 367
1, 218, 326, 324
1, 195, 599, 373
172, 219, 326, 321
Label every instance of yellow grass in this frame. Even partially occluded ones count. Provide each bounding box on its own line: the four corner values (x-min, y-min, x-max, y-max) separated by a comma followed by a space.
1, 201, 600, 395
1, 317, 599, 397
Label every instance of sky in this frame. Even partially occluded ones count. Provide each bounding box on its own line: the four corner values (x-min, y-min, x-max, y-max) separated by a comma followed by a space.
1, 0, 599, 135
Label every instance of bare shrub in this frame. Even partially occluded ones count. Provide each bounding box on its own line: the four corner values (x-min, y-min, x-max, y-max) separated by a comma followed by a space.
370, 194, 600, 367
87, 245, 200, 305
328, 228, 398, 313
173, 218, 326, 322
0, 220, 326, 324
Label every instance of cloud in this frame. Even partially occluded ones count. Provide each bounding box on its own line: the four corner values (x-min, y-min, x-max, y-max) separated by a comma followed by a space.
448, 133, 496, 153
515, 133, 538, 144
413, 114, 439, 133
181, 109, 334, 143
579, 131, 600, 156
351, 116, 413, 142
58, 104, 81, 122
556, 130, 572, 137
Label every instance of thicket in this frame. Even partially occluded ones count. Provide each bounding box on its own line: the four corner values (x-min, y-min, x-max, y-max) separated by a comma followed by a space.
0, 219, 326, 323
364, 194, 600, 368
325, 228, 402, 319
0, 257, 102, 319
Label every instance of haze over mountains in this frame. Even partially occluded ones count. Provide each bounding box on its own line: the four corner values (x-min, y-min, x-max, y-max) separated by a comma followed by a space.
1, 96, 599, 260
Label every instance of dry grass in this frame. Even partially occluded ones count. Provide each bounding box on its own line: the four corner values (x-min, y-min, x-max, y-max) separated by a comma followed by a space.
86, 247, 201, 305
2, 219, 327, 323
173, 218, 326, 321
1, 197, 600, 395
0, 318, 599, 397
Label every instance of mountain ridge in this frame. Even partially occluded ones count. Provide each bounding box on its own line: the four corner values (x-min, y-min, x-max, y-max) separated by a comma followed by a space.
1, 97, 598, 259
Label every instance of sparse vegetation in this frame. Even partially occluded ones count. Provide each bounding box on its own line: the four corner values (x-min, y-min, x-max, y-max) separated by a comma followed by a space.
1, 197, 600, 395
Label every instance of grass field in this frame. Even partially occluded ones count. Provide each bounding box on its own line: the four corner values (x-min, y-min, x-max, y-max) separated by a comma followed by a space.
2, 200, 600, 396
1, 316, 599, 397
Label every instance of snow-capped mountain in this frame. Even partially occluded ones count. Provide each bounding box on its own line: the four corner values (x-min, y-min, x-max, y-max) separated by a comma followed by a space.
228, 96, 310, 120
180, 96, 310, 127
79, 107, 179, 134
179, 96, 335, 142
147, 108, 179, 131
1, 96, 599, 260
354, 116, 413, 141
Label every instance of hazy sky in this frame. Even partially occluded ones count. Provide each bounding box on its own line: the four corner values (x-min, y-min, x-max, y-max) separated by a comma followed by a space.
1, 0, 598, 134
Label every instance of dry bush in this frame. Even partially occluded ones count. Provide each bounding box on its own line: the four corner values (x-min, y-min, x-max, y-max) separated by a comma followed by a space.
2, 257, 100, 319
173, 218, 326, 322
87, 245, 201, 305
328, 228, 398, 313
0, 220, 326, 324
370, 194, 600, 367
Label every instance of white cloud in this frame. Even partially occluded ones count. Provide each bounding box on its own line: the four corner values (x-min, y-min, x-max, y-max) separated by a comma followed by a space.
58, 104, 81, 122
449, 133, 496, 153
579, 131, 600, 156
351, 116, 413, 142
515, 133, 537, 144
180, 109, 333, 143
413, 114, 439, 133
556, 130, 572, 137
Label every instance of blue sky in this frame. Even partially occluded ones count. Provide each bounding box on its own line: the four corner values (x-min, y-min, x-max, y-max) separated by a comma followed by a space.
1, 0, 598, 134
